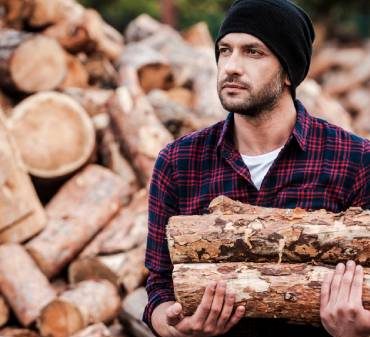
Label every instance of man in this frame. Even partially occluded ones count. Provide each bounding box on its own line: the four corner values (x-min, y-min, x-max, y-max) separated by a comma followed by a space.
143, 0, 370, 336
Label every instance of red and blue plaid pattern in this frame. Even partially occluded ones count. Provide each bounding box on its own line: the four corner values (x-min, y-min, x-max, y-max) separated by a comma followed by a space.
143, 100, 369, 333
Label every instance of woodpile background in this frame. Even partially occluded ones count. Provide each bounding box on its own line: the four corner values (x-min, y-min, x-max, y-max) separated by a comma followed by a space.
0, 0, 369, 336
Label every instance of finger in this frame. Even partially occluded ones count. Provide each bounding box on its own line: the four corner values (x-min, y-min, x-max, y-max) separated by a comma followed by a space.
192, 281, 217, 328
223, 306, 245, 333
337, 260, 356, 304
327, 263, 345, 307
216, 290, 236, 331
349, 265, 364, 306
321, 269, 334, 310
166, 302, 184, 326
204, 281, 226, 328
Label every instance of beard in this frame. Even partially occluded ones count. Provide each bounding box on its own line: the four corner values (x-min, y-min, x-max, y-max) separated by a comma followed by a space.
217, 68, 286, 118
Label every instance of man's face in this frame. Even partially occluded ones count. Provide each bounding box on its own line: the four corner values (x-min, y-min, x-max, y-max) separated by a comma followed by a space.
217, 33, 289, 117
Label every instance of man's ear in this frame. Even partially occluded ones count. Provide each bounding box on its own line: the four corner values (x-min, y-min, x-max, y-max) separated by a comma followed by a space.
284, 74, 292, 86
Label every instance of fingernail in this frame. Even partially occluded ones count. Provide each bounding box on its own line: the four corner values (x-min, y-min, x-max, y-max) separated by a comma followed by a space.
347, 260, 355, 268
337, 263, 345, 271
356, 265, 363, 272
237, 306, 245, 314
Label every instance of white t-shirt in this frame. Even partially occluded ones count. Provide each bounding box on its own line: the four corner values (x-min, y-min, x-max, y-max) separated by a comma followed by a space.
241, 146, 283, 190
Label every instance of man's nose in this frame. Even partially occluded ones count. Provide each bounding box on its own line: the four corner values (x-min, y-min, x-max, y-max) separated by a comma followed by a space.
224, 51, 244, 75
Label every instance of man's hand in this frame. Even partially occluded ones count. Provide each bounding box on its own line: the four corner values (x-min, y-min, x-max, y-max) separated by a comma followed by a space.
152, 281, 245, 337
320, 260, 370, 337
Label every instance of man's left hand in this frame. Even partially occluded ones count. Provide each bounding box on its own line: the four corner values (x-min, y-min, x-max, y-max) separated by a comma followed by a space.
320, 260, 370, 337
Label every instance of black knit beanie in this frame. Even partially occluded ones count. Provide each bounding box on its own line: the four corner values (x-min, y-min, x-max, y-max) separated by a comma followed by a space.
215, 0, 315, 93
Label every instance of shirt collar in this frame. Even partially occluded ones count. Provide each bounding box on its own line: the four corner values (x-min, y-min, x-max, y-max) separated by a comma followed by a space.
216, 99, 311, 152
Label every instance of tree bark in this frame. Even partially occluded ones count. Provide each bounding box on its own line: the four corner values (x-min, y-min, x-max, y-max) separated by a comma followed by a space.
119, 288, 156, 337
173, 262, 370, 324
168, 196, 370, 265
0, 112, 46, 243
7, 91, 95, 179
0, 30, 67, 93
38, 280, 120, 337
108, 87, 173, 184
0, 295, 9, 328
70, 323, 112, 337
0, 244, 56, 327
26, 164, 127, 278
0, 328, 40, 337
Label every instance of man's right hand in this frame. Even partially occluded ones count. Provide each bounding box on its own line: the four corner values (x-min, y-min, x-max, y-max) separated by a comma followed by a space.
151, 281, 246, 337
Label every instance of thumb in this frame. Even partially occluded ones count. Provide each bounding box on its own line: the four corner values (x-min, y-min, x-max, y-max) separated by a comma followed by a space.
166, 302, 183, 326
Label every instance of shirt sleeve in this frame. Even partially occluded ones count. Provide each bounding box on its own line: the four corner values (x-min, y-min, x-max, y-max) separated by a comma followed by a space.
143, 144, 178, 332
347, 141, 370, 209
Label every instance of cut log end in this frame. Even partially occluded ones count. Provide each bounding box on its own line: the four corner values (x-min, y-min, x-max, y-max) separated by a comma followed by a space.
38, 300, 84, 337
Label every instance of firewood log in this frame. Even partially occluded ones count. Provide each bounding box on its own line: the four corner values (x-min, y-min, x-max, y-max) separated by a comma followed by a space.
108, 87, 173, 184
182, 22, 214, 49
0, 328, 40, 337
0, 295, 9, 328
0, 0, 34, 29
38, 280, 120, 337
119, 288, 155, 337
173, 262, 370, 323
26, 165, 127, 278
0, 112, 46, 243
124, 14, 163, 43
98, 125, 140, 198
0, 30, 67, 93
7, 91, 95, 180
58, 53, 89, 89
43, 9, 123, 61
168, 196, 370, 265
108, 322, 128, 337
69, 244, 148, 293
0, 244, 56, 326
70, 323, 112, 337
79, 189, 148, 257
297, 79, 353, 132
118, 44, 174, 94
0, 90, 13, 117
63, 87, 113, 117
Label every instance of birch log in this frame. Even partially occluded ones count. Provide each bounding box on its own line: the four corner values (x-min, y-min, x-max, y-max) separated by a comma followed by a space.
26, 164, 126, 278
168, 196, 370, 265
38, 280, 120, 337
0, 328, 40, 337
173, 262, 370, 323
0, 112, 46, 244
0, 244, 56, 326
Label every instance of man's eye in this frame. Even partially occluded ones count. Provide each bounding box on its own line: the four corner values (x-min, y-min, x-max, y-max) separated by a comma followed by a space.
246, 48, 261, 56
219, 47, 230, 54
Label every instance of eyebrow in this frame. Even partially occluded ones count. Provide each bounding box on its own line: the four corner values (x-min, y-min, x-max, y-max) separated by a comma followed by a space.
217, 42, 268, 52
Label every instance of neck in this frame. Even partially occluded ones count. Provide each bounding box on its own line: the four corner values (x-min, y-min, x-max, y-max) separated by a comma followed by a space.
233, 93, 297, 156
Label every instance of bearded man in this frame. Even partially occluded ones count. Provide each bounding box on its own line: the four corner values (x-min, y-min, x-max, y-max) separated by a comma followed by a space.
143, 1, 370, 336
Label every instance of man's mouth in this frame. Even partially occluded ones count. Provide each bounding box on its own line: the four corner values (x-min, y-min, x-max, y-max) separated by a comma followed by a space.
222, 83, 248, 90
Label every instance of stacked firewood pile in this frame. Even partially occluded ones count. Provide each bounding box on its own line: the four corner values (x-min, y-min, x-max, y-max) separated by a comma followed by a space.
0, 0, 369, 336
168, 196, 370, 323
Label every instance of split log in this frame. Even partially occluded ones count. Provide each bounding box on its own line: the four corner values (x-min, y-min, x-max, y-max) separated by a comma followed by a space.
0, 30, 67, 93
297, 79, 353, 132
82, 53, 118, 88
26, 164, 127, 278
7, 91, 95, 179
0, 328, 40, 337
38, 280, 121, 337
165, 87, 194, 109
98, 125, 140, 198
124, 14, 164, 43
182, 22, 214, 49
0, 295, 9, 328
0, 0, 34, 29
168, 195, 370, 265
119, 288, 155, 337
147, 89, 212, 138
79, 189, 148, 257
173, 262, 370, 323
0, 244, 56, 326
108, 87, 173, 184
70, 323, 112, 337
118, 44, 174, 94
58, 53, 89, 89
70, 244, 148, 293
43, 9, 123, 61
0, 112, 46, 243
63, 87, 113, 117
